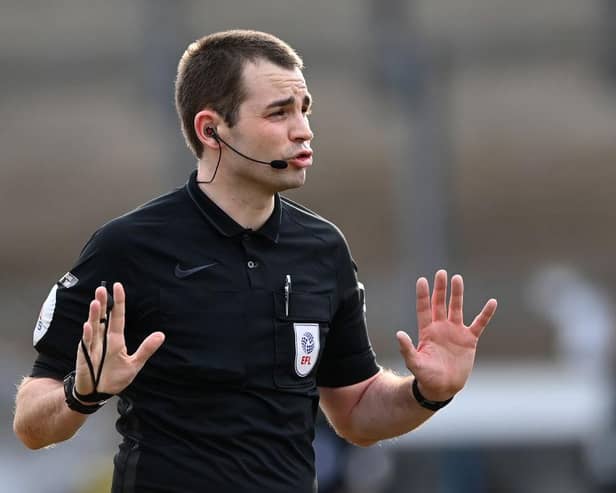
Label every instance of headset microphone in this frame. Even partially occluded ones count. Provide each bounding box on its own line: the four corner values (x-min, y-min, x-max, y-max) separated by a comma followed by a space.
205, 127, 288, 169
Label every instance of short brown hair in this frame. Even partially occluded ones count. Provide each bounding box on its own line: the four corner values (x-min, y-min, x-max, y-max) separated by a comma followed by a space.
175, 30, 304, 158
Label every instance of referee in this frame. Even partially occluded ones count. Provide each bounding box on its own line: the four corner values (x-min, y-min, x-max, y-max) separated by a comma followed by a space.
13, 30, 497, 493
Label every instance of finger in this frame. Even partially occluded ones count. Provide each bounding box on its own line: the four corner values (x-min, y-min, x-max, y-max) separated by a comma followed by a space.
109, 282, 126, 335
396, 330, 419, 371
76, 321, 93, 362
416, 277, 432, 331
87, 296, 102, 328
431, 270, 448, 321
130, 331, 165, 370
75, 322, 95, 394
94, 286, 108, 340
469, 298, 498, 338
95, 286, 108, 321
82, 320, 93, 348
448, 274, 464, 324
86, 298, 102, 355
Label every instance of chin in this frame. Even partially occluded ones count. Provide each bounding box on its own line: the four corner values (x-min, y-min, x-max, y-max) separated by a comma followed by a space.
274, 170, 306, 192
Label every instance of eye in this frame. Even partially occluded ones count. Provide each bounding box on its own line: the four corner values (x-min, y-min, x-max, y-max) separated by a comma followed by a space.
269, 108, 286, 117
302, 107, 312, 116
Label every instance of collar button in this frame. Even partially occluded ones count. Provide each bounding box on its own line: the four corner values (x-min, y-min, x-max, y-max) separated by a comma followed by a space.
247, 260, 258, 269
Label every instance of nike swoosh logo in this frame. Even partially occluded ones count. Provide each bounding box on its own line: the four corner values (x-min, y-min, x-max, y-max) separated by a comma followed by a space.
174, 262, 218, 279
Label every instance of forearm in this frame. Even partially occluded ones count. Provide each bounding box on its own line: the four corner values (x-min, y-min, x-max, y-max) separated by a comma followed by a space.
13, 377, 88, 449
347, 371, 436, 446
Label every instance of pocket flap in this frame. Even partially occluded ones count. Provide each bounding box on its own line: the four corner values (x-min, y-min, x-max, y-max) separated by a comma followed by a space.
273, 291, 331, 322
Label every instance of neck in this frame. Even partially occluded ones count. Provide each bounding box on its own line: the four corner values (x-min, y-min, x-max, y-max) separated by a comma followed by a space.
196, 165, 275, 231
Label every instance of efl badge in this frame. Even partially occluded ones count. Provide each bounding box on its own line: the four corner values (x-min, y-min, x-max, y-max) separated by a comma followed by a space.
33, 284, 57, 346
294, 323, 320, 377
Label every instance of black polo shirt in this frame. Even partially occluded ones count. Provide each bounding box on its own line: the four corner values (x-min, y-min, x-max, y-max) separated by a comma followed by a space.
31, 170, 379, 493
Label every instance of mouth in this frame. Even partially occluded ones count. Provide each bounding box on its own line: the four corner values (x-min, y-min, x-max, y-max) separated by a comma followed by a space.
287, 150, 313, 168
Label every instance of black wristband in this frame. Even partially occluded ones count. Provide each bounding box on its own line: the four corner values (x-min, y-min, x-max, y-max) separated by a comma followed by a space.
412, 379, 453, 411
63, 371, 108, 415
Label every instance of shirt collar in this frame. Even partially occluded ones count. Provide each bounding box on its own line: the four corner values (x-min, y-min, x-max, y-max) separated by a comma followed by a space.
185, 170, 281, 243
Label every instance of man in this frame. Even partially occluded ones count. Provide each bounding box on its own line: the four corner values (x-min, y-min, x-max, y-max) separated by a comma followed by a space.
13, 30, 497, 492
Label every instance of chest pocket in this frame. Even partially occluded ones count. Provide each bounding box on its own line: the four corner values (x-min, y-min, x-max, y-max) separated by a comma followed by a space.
160, 288, 246, 385
273, 291, 332, 390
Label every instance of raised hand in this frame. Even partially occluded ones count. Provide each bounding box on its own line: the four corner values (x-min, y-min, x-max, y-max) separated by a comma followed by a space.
75, 282, 165, 397
396, 270, 497, 402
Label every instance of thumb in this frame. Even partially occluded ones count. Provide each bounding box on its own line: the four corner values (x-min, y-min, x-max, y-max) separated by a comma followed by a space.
131, 331, 165, 370
396, 330, 419, 370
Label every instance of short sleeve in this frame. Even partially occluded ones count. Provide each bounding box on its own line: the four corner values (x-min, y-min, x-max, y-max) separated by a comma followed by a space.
31, 225, 125, 379
316, 234, 379, 387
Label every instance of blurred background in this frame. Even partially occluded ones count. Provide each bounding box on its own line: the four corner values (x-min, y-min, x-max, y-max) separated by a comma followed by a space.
2, 0, 616, 491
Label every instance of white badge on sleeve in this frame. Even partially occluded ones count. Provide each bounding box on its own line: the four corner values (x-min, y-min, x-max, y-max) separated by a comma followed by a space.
33, 284, 58, 346
294, 323, 320, 377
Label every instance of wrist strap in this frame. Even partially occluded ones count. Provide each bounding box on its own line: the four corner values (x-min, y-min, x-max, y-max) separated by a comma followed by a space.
74, 385, 113, 403
412, 379, 453, 411
63, 371, 107, 414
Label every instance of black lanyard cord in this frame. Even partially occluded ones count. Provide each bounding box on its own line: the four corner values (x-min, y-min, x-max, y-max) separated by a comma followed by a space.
76, 281, 114, 402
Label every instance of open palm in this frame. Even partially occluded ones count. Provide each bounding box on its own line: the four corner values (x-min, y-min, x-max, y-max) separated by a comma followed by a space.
397, 270, 497, 402
75, 283, 165, 397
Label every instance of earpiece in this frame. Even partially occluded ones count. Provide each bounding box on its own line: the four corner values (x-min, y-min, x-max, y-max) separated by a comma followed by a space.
205, 127, 220, 142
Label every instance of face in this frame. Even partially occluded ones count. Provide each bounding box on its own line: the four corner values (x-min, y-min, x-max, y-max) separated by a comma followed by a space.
217, 59, 314, 193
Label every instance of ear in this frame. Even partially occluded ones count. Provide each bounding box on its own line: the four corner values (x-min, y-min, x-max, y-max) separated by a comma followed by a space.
194, 110, 222, 150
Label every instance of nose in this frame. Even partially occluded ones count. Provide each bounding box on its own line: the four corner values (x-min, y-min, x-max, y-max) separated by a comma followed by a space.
290, 114, 314, 143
